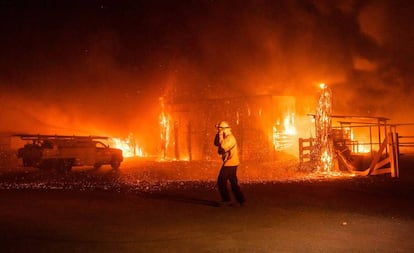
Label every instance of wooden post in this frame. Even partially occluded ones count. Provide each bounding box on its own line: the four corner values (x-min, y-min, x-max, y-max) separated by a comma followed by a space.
187, 121, 192, 161
174, 121, 179, 160
388, 132, 396, 178
391, 132, 399, 178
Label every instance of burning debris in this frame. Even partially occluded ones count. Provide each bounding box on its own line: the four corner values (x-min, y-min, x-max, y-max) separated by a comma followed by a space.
314, 83, 335, 174
296, 83, 405, 178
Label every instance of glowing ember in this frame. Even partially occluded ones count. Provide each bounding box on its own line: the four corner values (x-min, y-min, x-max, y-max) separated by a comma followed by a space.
320, 150, 333, 172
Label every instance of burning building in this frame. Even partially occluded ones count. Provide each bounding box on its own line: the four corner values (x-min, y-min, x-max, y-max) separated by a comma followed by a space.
158, 94, 316, 162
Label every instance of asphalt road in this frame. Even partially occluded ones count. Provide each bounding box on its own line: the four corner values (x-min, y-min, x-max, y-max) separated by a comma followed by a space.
0, 157, 413, 253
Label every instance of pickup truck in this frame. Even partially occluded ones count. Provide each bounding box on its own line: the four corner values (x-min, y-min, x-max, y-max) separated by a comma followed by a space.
16, 135, 123, 172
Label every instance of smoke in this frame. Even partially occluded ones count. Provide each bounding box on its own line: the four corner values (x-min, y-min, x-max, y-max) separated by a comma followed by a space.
343, 0, 414, 122
1, 0, 413, 140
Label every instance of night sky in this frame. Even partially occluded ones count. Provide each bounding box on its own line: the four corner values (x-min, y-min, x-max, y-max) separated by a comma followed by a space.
1, 0, 414, 137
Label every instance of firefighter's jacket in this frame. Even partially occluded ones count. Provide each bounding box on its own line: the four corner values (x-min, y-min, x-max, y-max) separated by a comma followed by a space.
214, 132, 239, 166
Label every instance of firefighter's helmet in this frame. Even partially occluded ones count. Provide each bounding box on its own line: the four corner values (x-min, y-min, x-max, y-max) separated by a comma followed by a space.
216, 121, 231, 129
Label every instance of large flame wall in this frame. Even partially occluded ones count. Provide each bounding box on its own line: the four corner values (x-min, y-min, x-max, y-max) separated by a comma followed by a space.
161, 95, 316, 161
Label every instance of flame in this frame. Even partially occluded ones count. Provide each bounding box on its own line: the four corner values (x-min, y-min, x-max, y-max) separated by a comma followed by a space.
283, 113, 297, 135
356, 144, 370, 153
111, 135, 144, 158
350, 130, 371, 154
159, 99, 171, 159
320, 150, 333, 172
272, 113, 297, 150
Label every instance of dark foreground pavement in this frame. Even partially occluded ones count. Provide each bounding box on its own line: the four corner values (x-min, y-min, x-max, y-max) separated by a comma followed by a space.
0, 157, 414, 253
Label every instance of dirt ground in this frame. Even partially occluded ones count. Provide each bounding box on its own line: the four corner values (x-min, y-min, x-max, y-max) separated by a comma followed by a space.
0, 156, 413, 253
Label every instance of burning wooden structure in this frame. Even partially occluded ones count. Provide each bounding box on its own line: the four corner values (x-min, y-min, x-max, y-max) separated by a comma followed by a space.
299, 115, 402, 177
160, 95, 315, 161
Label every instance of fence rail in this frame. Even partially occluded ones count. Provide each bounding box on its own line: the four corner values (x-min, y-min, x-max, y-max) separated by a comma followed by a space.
392, 124, 414, 155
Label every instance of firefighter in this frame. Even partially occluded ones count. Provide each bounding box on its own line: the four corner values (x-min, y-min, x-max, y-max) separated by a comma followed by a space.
214, 121, 245, 207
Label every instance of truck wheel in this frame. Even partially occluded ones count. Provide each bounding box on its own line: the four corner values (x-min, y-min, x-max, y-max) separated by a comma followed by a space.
39, 159, 54, 170
111, 160, 121, 170
57, 159, 72, 173
23, 158, 32, 167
